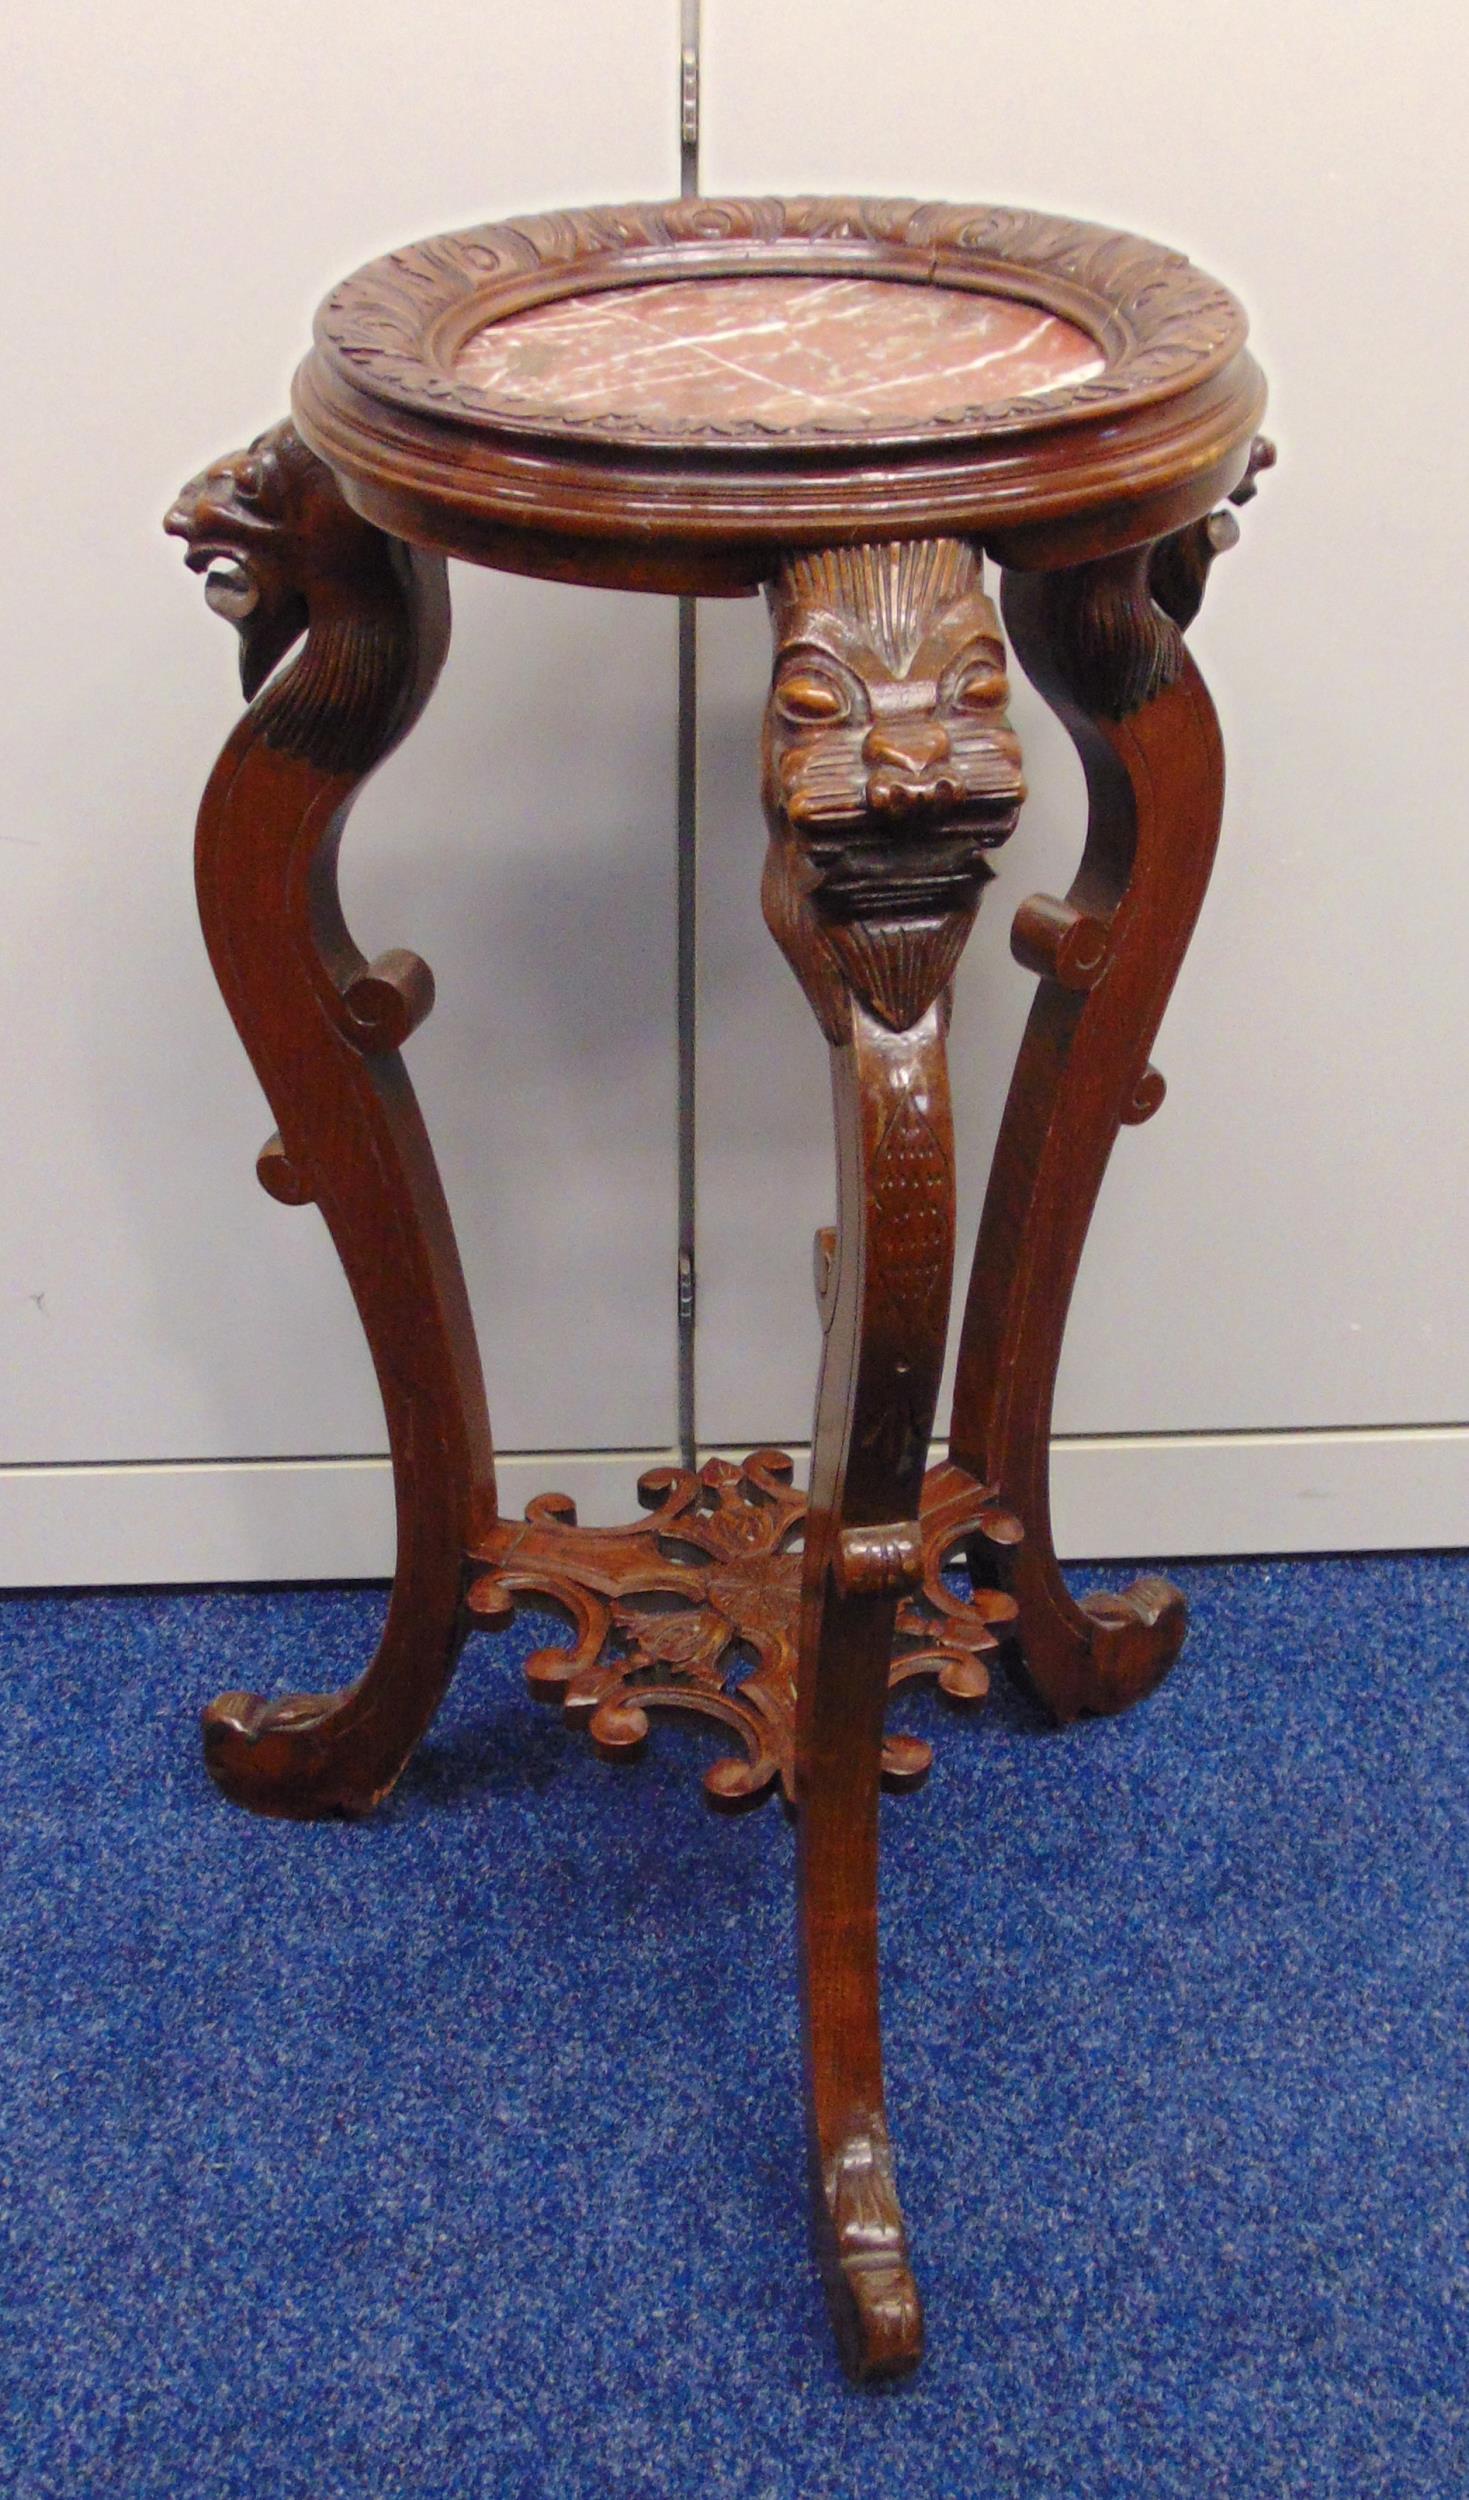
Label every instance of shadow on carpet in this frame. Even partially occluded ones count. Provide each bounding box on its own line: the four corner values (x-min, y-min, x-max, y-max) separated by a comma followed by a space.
2, 1553, 1466, 2498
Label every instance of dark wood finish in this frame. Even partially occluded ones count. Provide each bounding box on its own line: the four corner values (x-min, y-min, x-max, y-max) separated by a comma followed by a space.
759, 539, 1025, 2376
463, 1449, 1021, 1808
293, 197, 1266, 594
165, 422, 496, 1816
948, 454, 1269, 1719
168, 201, 1268, 2380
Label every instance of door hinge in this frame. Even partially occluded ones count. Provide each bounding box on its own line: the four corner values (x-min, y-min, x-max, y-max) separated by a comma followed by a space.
678, 1248, 696, 1326
680, 43, 699, 154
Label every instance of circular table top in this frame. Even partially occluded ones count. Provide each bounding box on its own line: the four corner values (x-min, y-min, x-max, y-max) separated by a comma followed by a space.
293, 196, 1265, 592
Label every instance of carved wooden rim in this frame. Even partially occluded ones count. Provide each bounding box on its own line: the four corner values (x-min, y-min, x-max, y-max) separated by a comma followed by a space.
313, 195, 1249, 455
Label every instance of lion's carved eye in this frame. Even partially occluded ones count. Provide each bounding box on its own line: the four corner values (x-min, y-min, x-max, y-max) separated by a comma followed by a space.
952, 662, 1009, 713
776, 670, 850, 725
233, 457, 265, 503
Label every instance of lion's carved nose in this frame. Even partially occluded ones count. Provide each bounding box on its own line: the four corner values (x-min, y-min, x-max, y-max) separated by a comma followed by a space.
862, 720, 952, 776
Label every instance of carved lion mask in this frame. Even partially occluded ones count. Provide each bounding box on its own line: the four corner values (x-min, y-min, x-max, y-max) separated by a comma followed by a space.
762, 542, 1026, 920
164, 422, 366, 698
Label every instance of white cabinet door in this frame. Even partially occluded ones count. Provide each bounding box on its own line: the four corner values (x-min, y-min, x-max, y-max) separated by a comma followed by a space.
692, 0, 1469, 1555
0, 0, 684, 1577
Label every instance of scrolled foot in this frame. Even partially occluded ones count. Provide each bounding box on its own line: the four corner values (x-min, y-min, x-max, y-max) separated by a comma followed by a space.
1075, 1573, 1188, 1713
816, 2131, 924, 2383
996, 1566, 1188, 1722
201, 1688, 386, 1820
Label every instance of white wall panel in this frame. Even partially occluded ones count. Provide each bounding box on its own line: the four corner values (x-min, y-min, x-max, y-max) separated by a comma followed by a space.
0, 0, 683, 1556
693, 0, 1469, 1547
12, 1424, 1465, 1591
8, 0, 1468, 1578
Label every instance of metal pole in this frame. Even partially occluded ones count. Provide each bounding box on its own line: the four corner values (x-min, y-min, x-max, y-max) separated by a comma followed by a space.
675, 0, 701, 1468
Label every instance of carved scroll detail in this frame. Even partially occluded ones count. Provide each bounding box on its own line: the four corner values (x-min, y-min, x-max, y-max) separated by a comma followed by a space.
949, 548, 1235, 1724
165, 422, 493, 1819
822, 2126, 924, 2372
464, 1452, 1020, 1811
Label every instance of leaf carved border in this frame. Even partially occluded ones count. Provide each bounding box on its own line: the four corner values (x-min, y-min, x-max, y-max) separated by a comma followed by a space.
314, 196, 1248, 452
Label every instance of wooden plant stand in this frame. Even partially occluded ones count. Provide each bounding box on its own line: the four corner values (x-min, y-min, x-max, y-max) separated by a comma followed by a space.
166, 196, 1269, 2381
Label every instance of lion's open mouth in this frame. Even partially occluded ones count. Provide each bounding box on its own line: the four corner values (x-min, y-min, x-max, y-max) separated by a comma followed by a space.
815, 830, 998, 916
162, 501, 263, 624
188, 549, 260, 622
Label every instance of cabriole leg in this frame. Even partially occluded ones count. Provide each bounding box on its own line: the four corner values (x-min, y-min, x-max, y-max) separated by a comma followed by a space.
950, 453, 1270, 1721
762, 541, 1026, 2376
166, 421, 495, 1817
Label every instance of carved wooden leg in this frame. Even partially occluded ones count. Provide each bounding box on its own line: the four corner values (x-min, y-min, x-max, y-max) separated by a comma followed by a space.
166, 422, 495, 1817
762, 542, 1025, 2376
950, 455, 1270, 1722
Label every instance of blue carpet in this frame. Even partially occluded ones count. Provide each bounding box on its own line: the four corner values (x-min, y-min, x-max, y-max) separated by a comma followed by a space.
2, 1552, 1466, 2498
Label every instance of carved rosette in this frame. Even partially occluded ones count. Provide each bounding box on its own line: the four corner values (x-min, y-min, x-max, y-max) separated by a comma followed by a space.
761, 539, 1026, 1041
464, 1452, 1022, 1810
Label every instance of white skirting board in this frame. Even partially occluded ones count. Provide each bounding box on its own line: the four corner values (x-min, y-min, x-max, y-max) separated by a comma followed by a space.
1, 1427, 1467, 1587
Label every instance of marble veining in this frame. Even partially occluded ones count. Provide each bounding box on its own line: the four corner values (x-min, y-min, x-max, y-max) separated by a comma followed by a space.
453, 275, 1106, 432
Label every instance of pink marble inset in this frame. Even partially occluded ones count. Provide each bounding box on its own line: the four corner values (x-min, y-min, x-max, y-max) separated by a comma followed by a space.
453, 275, 1105, 432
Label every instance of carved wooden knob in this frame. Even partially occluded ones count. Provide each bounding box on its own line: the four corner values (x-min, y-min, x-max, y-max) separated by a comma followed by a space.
1230, 434, 1277, 507
704, 1753, 770, 1810
1011, 893, 1112, 991
937, 1653, 992, 1703
344, 947, 436, 1052
1121, 1064, 1167, 1124
466, 1572, 516, 1629
589, 1697, 650, 1759
834, 1522, 925, 1599
879, 1733, 933, 1791
255, 1130, 313, 1206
